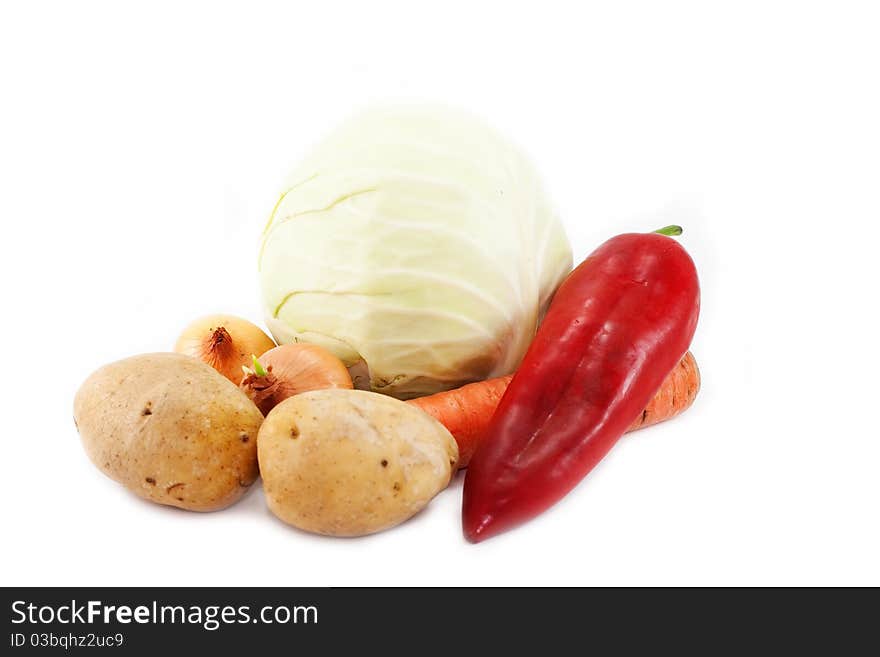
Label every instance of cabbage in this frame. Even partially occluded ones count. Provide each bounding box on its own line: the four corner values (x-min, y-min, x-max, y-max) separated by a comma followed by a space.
259, 106, 572, 399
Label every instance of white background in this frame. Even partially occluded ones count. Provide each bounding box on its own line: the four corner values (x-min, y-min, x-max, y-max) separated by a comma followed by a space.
2, 1, 878, 586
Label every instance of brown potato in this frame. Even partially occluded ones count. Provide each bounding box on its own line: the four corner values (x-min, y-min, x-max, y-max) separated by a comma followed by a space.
73, 353, 263, 511
258, 389, 458, 536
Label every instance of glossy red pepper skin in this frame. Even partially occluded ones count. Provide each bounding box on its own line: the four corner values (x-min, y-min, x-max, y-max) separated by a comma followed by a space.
462, 231, 700, 542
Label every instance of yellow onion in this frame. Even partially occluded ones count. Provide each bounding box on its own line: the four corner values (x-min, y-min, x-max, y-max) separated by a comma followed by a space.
174, 314, 275, 384
241, 343, 352, 415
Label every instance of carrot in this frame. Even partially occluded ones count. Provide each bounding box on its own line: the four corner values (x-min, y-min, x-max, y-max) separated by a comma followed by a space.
407, 351, 700, 468
407, 375, 512, 469
626, 351, 700, 432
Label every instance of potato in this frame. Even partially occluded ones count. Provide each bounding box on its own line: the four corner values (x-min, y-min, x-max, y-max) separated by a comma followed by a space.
258, 389, 458, 536
73, 353, 263, 512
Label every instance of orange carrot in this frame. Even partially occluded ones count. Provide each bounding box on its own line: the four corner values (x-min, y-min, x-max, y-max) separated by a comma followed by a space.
408, 375, 512, 468
408, 351, 700, 468
626, 351, 700, 433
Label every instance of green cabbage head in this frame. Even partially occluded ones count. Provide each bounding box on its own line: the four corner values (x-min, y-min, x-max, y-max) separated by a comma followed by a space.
259, 106, 572, 399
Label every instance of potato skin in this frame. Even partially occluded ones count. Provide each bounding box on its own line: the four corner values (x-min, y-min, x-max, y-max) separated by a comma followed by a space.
73, 353, 263, 512
258, 389, 458, 536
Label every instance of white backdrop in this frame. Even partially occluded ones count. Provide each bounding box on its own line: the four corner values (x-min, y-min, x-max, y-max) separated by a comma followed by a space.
2, 1, 878, 586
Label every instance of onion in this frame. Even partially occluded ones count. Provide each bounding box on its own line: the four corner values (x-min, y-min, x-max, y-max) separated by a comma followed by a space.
174, 314, 276, 384
241, 343, 353, 415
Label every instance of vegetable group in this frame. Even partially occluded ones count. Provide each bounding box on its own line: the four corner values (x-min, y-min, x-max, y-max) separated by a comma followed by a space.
72, 108, 704, 543
462, 227, 700, 542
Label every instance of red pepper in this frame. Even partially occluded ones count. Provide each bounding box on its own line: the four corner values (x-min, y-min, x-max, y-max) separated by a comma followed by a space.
462, 226, 700, 542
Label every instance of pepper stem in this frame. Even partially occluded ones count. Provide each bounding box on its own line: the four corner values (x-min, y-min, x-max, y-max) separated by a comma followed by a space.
252, 355, 268, 377
654, 225, 683, 236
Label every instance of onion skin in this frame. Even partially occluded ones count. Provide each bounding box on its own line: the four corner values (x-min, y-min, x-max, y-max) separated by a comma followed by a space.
174, 315, 276, 384
241, 343, 353, 415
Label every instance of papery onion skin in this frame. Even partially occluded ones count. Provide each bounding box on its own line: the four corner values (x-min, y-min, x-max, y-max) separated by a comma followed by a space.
241, 343, 353, 415
174, 314, 276, 384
